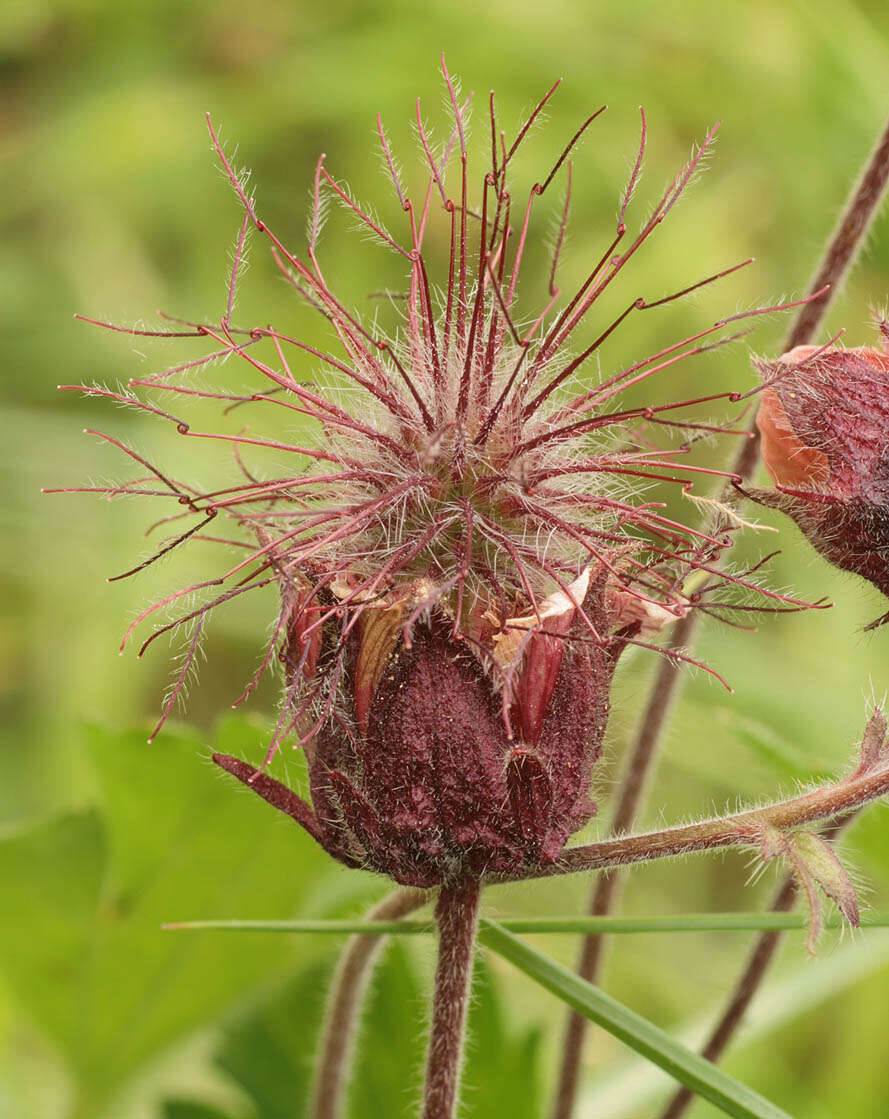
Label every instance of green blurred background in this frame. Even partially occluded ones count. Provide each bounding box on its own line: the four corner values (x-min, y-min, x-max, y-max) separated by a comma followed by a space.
5, 1, 889, 1116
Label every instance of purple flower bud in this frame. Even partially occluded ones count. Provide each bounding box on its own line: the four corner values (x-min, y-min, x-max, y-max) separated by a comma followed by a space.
219, 571, 621, 884
752, 330, 889, 626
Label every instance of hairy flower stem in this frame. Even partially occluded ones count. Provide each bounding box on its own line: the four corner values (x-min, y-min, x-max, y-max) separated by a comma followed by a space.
551, 110, 889, 1119
311, 887, 427, 1119
423, 878, 482, 1119
508, 755, 889, 882
656, 814, 855, 1119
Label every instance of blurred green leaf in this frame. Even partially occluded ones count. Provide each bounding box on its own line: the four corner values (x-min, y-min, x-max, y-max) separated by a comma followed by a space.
0, 719, 348, 1116
162, 1101, 234, 1119
0, 810, 105, 1049
720, 709, 833, 782
212, 955, 332, 1119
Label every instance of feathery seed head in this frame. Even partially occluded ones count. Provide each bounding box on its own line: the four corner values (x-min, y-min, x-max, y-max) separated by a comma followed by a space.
59, 63, 820, 881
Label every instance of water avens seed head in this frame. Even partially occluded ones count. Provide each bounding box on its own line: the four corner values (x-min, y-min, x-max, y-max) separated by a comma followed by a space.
61, 64, 813, 882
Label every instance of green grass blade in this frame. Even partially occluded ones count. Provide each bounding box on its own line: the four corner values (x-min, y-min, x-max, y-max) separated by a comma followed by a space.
162, 918, 434, 934
482, 911, 889, 933
478, 919, 792, 1119
162, 911, 889, 935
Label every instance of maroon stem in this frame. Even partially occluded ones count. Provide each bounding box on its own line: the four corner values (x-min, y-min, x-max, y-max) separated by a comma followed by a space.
550, 109, 889, 1119
524, 758, 889, 879
423, 877, 482, 1119
311, 887, 427, 1119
